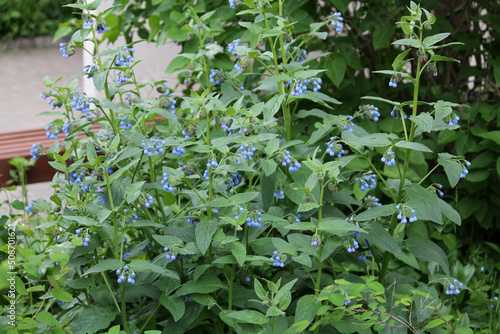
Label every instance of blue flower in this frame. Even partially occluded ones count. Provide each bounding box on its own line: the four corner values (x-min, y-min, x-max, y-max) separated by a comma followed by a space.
396, 204, 417, 224
381, 147, 396, 166
330, 12, 344, 32
326, 137, 346, 158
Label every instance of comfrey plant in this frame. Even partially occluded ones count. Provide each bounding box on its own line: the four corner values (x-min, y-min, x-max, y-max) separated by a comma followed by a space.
7, 1, 476, 333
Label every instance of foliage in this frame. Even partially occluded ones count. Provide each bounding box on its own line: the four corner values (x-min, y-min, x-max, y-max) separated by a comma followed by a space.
0, 0, 73, 41
1, 0, 499, 333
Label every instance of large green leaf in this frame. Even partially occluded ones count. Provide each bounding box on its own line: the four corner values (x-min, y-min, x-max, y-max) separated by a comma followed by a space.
160, 295, 185, 322
364, 222, 401, 254
195, 219, 218, 255
405, 238, 450, 275
69, 306, 117, 334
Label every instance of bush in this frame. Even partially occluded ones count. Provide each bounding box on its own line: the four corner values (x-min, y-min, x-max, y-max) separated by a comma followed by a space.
0, 0, 73, 41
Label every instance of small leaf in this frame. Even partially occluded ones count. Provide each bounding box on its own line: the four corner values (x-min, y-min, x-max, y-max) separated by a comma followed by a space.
226, 310, 269, 324
51, 289, 73, 302
230, 192, 259, 204
423, 32, 450, 47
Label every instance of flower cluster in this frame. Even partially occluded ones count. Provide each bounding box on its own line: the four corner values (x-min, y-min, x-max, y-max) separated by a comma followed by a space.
142, 137, 166, 156
340, 116, 355, 132
293, 46, 307, 62
228, 39, 243, 56
445, 112, 460, 127
228, 0, 238, 10
356, 171, 377, 192
144, 195, 154, 208
96, 20, 109, 33
209, 69, 225, 85
311, 234, 321, 246
59, 43, 75, 58
116, 265, 136, 284
115, 46, 135, 67
239, 142, 257, 161
288, 78, 322, 96
187, 212, 199, 225
326, 137, 346, 158
161, 173, 175, 192
270, 251, 286, 267
164, 247, 179, 260
390, 106, 407, 120
158, 83, 177, 113
358, 104, 380, 122
330, 12, 344, 33
76, 229, 90, 246
274, 189, 285, 199
72, 90, 94, 119
30, 143, 43, 160
389, 73, 402, 87
246, 211, 263, 228
280, 150, 301, 172
346, 236, 360, 253
395, 204, 417, 224
445, 279, 463, 295
460, 160, 471, 178
364, 195, 382, 209
172, 146, 185, 155
25, 200, 36, 217
227, 173, 242, 189
381, 147, 396, 166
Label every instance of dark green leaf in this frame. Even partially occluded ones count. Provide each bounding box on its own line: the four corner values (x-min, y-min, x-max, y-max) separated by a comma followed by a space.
195, 219, 218, 255
405, 238, 449, 275
160, 295, 185, 322
364, 222, 401, 254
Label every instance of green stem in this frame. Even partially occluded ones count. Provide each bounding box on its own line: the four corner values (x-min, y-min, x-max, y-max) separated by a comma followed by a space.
120, 284, 129, 333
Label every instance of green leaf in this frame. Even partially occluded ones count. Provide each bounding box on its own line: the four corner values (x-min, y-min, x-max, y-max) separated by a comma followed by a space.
364, 222, 401, 254
438, 198, 461, 226
230, 192, 259, 204
430, 55, 460, 63
308, 123, 332, 145
69, 306, 116, 334
175, 275, 225, 296
423, 33, 450, 47
392, 38, 422, 48
195, 219, 218, 255
405, 184, 442, 224
86, 143, 97, 165
160, 295, 185, 322
392, 49, 412, 70
63, 215, 99, 227
125, 181, 145, 204
84, 259, 124, 275
128, 260, 179, 279
355, 204, 398, 221
164, 53, 195, 73
262, 159, 278, 177
362, 96, 400, 106
226, 310, 269, 324
93, 70, 109, 92
410, 112, 434, 133
35, 311, 60, 326
325, 57, 346, 87
298, 202, 319, 212
51, 289, 73, 302
318, 219, 366, 236
264, 94, 285, 122
230, 242, 247, 267
343, 133, 398, 148
405, 238, 449, 275
272, 237, 298, 256
265, 137, 280, 156
152, 235, 184, 247
49, 253, 69, 267
373, 25, 395, 50
294, 294, 321, 324
438, 153, 462, 187
395, 141, 432, 153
